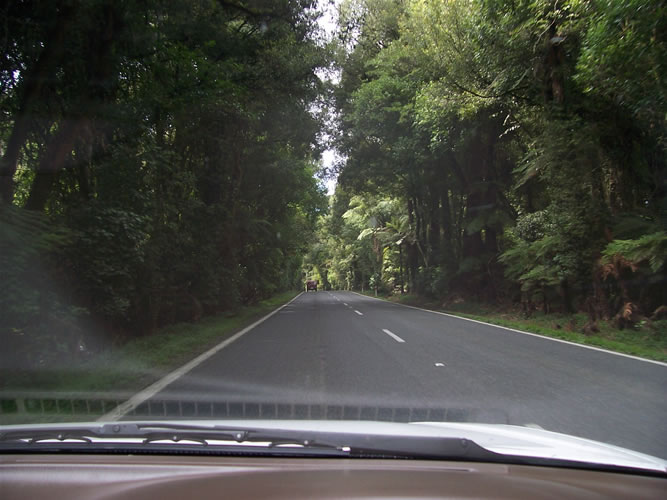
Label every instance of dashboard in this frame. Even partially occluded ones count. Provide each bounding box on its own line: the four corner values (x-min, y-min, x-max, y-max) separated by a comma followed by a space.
2, 453, 665, 499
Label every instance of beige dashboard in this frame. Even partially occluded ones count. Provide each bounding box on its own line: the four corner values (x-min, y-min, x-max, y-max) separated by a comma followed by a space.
2, 454, 665, 499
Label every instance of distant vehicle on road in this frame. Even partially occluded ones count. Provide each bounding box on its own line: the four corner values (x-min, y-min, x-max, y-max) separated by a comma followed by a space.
306, 280, 318, 291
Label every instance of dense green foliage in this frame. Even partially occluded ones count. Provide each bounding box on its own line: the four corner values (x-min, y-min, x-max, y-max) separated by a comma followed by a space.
308, 0, 666, 329
1, 0, 328, 366
2, 0, 665, 369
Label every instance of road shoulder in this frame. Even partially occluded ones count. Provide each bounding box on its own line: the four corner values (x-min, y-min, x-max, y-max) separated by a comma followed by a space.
347, 291, 667, 366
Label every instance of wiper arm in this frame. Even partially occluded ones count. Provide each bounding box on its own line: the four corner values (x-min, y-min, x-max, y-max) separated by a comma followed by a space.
134, 423, 499, 461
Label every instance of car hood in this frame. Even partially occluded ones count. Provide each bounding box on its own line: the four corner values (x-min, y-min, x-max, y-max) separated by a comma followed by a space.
180, 419, 667, 472
2, 419, 664, 473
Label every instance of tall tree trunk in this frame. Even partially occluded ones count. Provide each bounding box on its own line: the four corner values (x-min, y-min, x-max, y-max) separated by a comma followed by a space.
462, 190, 485, 258
544, 22, 565, 106
0, 1, 78, 203
398, 243, 404, 293
407, 197, 418, 292
428, 178, 440, 266
440, 184, 454, 272
24, 1, 120, 211
25, 117, 89, 211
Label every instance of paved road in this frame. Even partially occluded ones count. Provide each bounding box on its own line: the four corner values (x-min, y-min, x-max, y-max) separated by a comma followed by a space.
131, 291, 667, 458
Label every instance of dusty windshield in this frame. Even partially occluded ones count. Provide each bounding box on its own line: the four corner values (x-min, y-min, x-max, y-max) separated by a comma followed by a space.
1, 0, 666, 464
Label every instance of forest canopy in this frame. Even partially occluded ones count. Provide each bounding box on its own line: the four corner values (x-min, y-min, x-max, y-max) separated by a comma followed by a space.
1, 0, 329, 362
305, 0, 666, 328
1, 0, 665, 366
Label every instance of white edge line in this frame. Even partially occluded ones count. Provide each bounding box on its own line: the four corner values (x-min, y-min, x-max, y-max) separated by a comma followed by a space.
354, 310, 363, 316
382, 328, 405, 343
350, 292, 666, 367
98, 292, 305, 421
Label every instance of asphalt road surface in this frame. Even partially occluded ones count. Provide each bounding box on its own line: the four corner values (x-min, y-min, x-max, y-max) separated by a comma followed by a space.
129, 291, 667, 459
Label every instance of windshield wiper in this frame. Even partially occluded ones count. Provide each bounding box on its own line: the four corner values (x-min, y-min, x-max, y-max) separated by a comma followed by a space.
3, 422, 665, 477
0, 422, 498, 460
1, 422, 335, 450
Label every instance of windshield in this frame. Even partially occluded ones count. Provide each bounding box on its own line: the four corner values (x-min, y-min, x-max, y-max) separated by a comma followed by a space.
1, 0, 666, 472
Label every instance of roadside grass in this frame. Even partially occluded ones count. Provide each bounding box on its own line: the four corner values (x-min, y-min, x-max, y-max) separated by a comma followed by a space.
358, 291, 667, 362
0, 292, 298, 424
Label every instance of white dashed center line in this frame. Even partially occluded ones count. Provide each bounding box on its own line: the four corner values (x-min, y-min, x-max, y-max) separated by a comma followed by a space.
354, 310, 363, 316
343, 302, 348, 306
382, 329, 405, 343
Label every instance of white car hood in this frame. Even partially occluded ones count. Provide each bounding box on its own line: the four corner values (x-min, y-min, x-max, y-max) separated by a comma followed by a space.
2, 419, 665, 473
186, 419, 667, 473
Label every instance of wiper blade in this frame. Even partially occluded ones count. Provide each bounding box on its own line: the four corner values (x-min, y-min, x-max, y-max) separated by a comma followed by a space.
0, 422, 335, 449
0, 421, 499, 460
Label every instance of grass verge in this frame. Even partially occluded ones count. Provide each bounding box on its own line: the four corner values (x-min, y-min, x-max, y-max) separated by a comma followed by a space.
359, 291, 667, 363
1, 291, 299, 424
